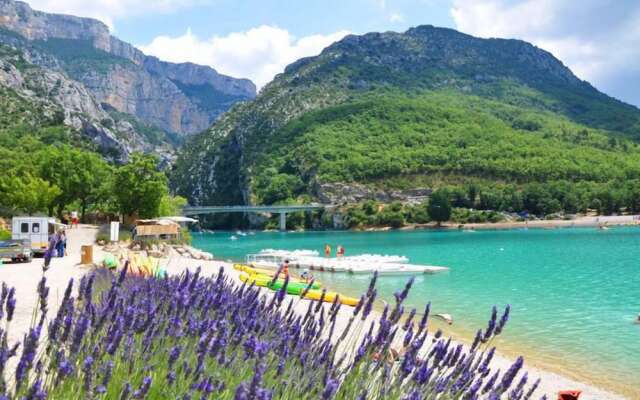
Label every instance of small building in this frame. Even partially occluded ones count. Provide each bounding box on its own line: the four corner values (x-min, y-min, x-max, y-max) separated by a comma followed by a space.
133, 219, 181, 241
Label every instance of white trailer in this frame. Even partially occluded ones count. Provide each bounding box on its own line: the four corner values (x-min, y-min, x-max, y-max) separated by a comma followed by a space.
11, 217, 65, 255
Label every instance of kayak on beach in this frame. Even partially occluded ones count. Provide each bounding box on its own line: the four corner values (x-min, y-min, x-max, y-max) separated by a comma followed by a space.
238, 273, 359, 306
234, 263, 323, 287
238, 272, 322, 290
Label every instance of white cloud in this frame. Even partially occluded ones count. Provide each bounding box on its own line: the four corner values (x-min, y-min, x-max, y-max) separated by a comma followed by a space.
451, 0, 640, 106
26, 0, 205, 31
389, 13, 405, 23
138, 25, 351, 89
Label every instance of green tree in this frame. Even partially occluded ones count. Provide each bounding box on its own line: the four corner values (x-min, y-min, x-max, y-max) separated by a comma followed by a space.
0, 173, 61, 215
427, 189, 452, 225
74, 151, 111, 221
158, 195, 188, 217
114, 153, 168, 218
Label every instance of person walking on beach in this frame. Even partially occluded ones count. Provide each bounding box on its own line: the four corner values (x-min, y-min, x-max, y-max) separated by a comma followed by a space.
324, 244, 331, 258
71, 211, 79, 228
55, 229, 67, 257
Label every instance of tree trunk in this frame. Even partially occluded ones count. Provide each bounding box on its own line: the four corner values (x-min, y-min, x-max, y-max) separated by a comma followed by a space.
56, 203, 65, 221
80, 198, 87, 223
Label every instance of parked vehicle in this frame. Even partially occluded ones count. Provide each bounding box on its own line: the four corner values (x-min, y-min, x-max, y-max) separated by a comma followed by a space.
0, 239, 32, 263
11, 217, 66, 255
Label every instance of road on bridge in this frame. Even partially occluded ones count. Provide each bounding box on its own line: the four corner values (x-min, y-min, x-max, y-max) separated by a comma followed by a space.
182, 204, 333, 231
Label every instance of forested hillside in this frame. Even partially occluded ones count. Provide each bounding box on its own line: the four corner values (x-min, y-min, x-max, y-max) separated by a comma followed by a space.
172, 25, 640, 228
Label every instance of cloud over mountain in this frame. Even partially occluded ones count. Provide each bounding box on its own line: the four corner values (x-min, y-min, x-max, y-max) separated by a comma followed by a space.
451, 0, 640, 106
139, 26, 350, 89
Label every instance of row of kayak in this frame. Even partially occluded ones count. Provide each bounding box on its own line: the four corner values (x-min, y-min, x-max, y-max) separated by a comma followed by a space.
234, 263, 359, 307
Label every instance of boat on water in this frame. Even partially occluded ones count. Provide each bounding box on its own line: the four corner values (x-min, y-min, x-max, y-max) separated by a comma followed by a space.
246, 249, 448, 275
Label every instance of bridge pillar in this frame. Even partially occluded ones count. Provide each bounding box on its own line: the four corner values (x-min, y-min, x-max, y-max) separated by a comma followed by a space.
279, 212, 287, 231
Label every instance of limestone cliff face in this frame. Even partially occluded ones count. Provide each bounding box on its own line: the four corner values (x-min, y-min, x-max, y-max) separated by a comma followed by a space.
0, 48, 144, 160
0, 0, 256, 136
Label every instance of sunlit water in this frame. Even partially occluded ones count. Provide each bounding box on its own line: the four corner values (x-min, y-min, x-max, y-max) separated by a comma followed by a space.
193, 227, 640, 397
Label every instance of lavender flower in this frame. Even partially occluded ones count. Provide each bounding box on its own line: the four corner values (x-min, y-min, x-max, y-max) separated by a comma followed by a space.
322, 379, 339, 399
25, 379, 47, 400
499, 356, 524, 393
120, 383, 132, 400
6, 288, 15, 322
133, 376, 152, 398
482, 306, 498, 342
83, 356, 95, 393
494, 304, 511, 336
523, 378, 541, 400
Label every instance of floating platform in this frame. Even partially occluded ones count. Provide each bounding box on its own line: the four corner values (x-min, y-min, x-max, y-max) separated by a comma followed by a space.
246, 249, 448, 275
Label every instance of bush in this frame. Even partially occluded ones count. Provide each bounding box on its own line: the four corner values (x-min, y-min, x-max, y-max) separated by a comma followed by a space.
0, 269, 537, 399
0, 229, 10, 240
377, 208, 405, 228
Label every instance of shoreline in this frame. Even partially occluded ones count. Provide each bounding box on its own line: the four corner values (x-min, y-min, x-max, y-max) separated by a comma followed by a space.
166, 254, 630, 400
373, 214, 640, 232
198, 214, 640, 234
186, 241, 634, 399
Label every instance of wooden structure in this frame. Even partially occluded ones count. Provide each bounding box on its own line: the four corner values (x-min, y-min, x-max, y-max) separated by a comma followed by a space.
134, 219, 180, 240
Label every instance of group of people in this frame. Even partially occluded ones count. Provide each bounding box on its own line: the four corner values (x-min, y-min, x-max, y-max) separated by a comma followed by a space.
43, 229, 67, 271
61, 211, 80, 228
324, 244, 345, 258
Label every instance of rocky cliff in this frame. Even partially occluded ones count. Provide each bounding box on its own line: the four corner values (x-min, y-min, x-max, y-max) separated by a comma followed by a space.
0, 0, 256, 136
0, 43, 170, 161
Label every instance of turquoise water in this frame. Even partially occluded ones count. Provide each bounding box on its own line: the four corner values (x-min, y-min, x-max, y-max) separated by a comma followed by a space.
193, 227, 640, 395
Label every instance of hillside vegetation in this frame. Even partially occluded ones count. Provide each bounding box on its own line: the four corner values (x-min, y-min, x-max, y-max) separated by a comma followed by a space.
172, 26, 640, 228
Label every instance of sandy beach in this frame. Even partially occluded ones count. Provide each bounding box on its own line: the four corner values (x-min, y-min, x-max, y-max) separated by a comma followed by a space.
0, 225, 629, 399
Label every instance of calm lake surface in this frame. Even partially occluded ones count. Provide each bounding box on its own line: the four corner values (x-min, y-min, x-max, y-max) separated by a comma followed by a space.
193, 227, 640, 396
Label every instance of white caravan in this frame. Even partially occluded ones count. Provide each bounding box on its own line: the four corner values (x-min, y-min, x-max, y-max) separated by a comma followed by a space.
11, 217, 65, 255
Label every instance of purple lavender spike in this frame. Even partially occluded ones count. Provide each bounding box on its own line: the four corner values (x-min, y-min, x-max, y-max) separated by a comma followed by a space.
133, 376, 152, 398
6, 288, 16, 322
495, 304, 511, 336
321, 378, 339, 399
499, 356, 524, 392
523, 378, 541, 400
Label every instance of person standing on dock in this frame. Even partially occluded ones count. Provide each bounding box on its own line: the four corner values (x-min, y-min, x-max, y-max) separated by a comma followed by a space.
337, 245, 345, 258
324, 244, 331, 258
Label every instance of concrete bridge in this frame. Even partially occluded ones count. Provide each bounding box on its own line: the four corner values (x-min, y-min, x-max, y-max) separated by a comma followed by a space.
182, 204, 333, 231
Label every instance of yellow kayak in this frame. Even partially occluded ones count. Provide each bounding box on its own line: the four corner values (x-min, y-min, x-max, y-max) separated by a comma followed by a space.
304, 290, 360, 307
234, 264, 273, 275
235, 264, 322, 286
239, 273, 270, 287
239, 273, 358, 306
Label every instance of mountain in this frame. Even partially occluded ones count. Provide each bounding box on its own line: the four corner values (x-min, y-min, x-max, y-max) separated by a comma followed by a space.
172, 25, 640, 224
0, 0, 256, 139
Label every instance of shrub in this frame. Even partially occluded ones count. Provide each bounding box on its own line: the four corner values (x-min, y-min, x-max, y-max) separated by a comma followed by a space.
0, 229, 10, 240
0, 270, 539, 399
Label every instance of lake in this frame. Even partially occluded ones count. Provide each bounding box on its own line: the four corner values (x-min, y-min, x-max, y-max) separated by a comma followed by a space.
193, 226, 640, 397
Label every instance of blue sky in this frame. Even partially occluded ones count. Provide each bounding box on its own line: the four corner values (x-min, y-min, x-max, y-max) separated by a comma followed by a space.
27, 0, 640, 106
114, 0, 455, 45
